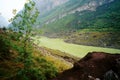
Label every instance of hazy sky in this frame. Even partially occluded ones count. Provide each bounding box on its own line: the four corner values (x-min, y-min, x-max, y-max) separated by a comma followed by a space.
0, 0, 26, 21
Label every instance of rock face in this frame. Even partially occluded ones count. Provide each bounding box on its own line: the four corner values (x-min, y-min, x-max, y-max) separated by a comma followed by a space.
52, 52, 120, 80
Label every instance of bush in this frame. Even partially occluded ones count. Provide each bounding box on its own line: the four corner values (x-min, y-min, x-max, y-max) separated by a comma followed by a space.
12, 57, 57, 80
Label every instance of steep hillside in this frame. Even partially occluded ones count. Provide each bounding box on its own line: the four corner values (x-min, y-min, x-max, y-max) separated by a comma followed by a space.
36, 0, 120, 49
34, 0, 68, 19
34, 0, 68, 11
39, 0, 120, 33
37, 0, 115, 24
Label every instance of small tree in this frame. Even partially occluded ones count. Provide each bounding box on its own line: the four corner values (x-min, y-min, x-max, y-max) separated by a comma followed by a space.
9, 0, 39, 68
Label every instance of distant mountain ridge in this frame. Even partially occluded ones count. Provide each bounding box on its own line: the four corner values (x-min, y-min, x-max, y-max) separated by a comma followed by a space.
37, 0, 120, 32
36, 0, 115, 25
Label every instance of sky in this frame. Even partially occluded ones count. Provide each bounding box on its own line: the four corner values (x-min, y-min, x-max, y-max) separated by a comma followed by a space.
0, 0, 26, 22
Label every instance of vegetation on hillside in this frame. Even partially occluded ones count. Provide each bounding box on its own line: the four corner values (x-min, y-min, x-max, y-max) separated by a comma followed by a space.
0, 0, 73, 80
38, 0, 95, 24
0, 30, 58, 80
38, 0, 120, 49
40, 0, 120, 33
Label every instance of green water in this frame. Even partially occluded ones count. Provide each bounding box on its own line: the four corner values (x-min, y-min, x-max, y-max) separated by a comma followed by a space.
33, 36, 120, 57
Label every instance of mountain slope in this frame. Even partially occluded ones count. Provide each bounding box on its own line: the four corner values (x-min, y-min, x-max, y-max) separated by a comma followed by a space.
37, 0, 115, 25
34, 0, 68, 18
39, 0, 120, 33
35, 0, 120, 49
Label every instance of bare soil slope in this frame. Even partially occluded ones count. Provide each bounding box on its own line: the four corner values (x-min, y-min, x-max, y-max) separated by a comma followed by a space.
52, 52, 120, 80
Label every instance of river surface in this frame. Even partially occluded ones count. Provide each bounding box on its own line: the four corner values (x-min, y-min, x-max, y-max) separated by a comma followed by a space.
33, 36, 120, 57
